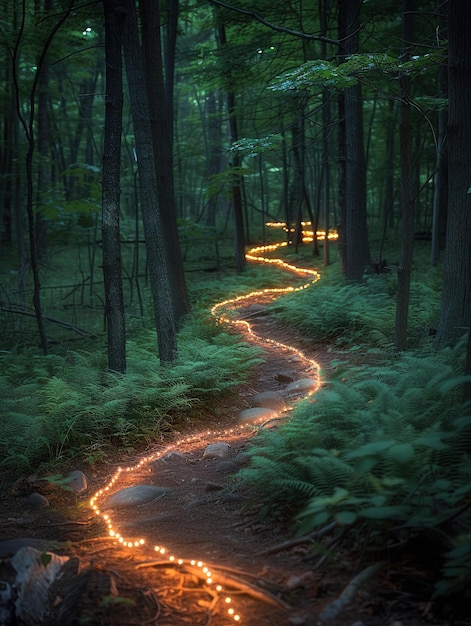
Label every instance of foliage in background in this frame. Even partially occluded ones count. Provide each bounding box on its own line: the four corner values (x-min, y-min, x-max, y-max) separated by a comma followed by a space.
268, 256, 441, 350
0, 314, 263, 472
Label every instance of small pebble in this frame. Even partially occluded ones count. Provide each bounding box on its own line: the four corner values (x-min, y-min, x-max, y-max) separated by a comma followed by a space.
25, 493, 49, 508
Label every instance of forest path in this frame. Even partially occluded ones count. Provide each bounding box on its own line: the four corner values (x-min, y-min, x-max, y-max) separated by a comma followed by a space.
80, 245, 331, 625
0, 244, 373, 626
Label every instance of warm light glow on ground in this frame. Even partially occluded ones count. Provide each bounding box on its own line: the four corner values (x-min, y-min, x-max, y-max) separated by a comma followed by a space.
89, 232, 326, 622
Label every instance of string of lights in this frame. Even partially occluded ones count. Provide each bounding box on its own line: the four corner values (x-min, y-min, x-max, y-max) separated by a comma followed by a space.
89, 229, 324, 623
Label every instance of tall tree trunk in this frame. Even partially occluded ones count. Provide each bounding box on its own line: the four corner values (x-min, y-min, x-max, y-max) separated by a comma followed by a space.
431, 2, 448, 267
121, 0, 178, 363
342, 0, 371, 280
216, 22, 245, 273
394, 0, 416, 351
102, 0, 126, 373
336, 5, 347, 274
140, 0, 190, 324
436, 0, 471, 347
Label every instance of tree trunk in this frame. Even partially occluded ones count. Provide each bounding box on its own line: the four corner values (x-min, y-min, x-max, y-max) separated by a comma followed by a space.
394, 0, 416, 351
102, 0, 126, 373
216, 21, 245, 273
431, 3, 448, 267
140, 0, 190, 324
436, 0, 471, 347
342, 0, 371, 281
121, 0, 178, 363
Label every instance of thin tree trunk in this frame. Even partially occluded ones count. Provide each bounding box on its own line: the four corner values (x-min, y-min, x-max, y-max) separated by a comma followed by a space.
102, 0, 126, 373
431, 6, 448, 267
394, 0, 416, 351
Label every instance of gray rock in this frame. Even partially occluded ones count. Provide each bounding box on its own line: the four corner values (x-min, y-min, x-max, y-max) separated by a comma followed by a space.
203, 442, 231, 459
284, 377, 317, 395
65, 470, 87, 494
12, 547, 70, 624
101, 485, 172, 510
237, 407, 278, 424
251, 390, 286, 412
204, 482, 224, 492
275, 372, 295, 383
215, 460, 239, 473
25, 492, 49, 508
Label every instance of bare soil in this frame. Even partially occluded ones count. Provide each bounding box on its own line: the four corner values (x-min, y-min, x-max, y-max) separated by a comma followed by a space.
0, 307, 468, 626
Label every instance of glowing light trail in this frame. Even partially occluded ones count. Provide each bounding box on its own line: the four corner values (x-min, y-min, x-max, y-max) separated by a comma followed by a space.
89, 233, 323, 623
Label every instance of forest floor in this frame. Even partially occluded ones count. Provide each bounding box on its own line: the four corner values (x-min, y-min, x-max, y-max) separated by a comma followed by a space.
0, 305, 469, 626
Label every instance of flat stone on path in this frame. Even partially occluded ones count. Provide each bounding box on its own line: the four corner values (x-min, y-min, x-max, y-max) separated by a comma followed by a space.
284, 378, 317, 395
101, 485, 172, 510
251, 390, 286, 412
203, 442, 231, 460
238, 407, 278, 424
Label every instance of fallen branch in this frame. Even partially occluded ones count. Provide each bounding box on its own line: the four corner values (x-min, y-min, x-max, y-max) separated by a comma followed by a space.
0, 304, 96, 337
319, 561, 387, 622
258, 521, 337, 556
135, 559, 290, 609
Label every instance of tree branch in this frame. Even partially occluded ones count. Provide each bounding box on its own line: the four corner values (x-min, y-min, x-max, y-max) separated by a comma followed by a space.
207, 0, 340, 46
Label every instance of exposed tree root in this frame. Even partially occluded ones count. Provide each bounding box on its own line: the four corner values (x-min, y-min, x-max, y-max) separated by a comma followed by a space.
135, 559, 291, 609
319, 561, 387, 622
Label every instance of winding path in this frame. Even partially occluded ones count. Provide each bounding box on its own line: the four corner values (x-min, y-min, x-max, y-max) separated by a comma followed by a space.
89, 237, 324, 624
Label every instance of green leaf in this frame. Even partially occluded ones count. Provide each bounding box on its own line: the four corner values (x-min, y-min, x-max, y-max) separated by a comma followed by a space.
345, 440, 395, 458
360, 505, 410, 520
334, 510, 357, 525
387, 442, 414, 463
40, 553, 52, 568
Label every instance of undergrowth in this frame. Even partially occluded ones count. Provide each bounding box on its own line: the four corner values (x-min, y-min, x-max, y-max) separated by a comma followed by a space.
268, 266, 440, 350
0, 314, 263, 472
239, 341, 471, 599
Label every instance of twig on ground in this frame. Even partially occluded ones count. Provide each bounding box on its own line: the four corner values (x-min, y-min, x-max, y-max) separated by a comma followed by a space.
258, 521, 337, 556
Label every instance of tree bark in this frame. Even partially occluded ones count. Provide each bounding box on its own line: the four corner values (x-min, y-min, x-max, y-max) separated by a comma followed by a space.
431, 1, 448, 267
121, 0, 178, 363
394, 0, 416, 351
436, 0, 471, 347
216, 21, 246, 273
140, 0, 190, 324
341, 0, 371, 281
102, 0, 126, 373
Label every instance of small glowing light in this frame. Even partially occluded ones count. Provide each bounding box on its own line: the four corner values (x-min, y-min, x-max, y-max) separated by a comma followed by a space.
225, 597, 232, 604
234, 615, 241, 622
228, 608, 235, 615
216, 585, 222, 592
